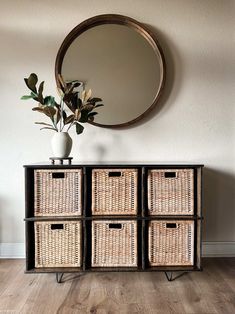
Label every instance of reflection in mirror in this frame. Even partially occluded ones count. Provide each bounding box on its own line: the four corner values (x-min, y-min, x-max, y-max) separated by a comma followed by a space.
56, 15, 165, 128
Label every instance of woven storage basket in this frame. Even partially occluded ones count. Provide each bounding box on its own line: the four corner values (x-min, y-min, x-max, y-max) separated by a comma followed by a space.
92, 220, 137, 267
148, 169, 194, 215
148, 220, 194, 266
35, 221, 82, 268
92, 168, 138, 215
34, 169, 82, 216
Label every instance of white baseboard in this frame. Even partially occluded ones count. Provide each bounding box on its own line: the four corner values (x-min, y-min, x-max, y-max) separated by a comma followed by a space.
0, 242, 235, 259
202, 241, 235, 257
0, 243, 25, 258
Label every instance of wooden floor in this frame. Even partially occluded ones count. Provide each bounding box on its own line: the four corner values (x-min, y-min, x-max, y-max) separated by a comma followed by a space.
0, 258, 234, 314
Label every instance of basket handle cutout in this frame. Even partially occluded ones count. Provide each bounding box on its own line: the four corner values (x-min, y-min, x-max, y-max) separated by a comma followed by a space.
166, 223, 177, 228
52, 172, 65, 179
51, 224, 64, 230
108, 171, 122, 177
164, 172, 176, 178
108, 223, 122, 229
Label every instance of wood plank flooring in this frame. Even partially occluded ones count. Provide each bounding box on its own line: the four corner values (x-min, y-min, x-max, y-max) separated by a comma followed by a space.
0, 258, 234, 314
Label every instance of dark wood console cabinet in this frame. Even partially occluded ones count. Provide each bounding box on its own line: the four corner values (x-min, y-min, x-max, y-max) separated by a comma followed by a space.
24, 163, 203, 281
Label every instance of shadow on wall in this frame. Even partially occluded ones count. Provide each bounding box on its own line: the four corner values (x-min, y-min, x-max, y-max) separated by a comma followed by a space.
203, 168, 235, 241
91, 133, 124, 162
116, 25, 181, 130
146, 25, 182, 119
95, 144, 107, 162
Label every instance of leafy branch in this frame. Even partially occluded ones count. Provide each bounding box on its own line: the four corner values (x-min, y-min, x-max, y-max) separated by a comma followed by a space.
21, 73, 104, 135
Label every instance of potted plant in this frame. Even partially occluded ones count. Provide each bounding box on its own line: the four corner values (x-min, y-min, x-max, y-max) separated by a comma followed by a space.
21, 73, 103, 158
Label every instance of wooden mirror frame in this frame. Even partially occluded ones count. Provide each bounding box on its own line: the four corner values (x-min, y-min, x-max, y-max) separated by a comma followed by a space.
55, 14, 166, 128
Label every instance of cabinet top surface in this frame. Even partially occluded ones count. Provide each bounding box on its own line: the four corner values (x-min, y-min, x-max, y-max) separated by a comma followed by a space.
24, 162, 204, 168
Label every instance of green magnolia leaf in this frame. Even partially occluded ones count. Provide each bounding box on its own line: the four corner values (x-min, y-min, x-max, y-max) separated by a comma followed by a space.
85, 89, 92, 102
94, 104, 104, 108
21, 95, 33, 100
33, 105, 56, 119
82, 104, 94, 112
24, 73, 38, 93
88, 116, 94, 122
65, 80, 81, 93
38, 81, 44, 104
75, 122, 84, 135
69, 92, 79, 112
75, 109, 81, 121
43, 106, 56, 118
32, 107, 44, 113
62, 111, 67, 123
65, 81, 77, 95
69, 80, 81, 88
44, 96, 50, 105
30, 91, 38, 100
54, 102, 60, 111
90, 97, 102, 103
81, 90, 87, 103
88, 112, 98, 122
77, 98, 82, 109
65, 102, 76, 113
44, 96, 55, 106
65, 114, 75, 125
79, 110, 89, 123
73, 82, 81, 89
63, 92, 76, 112
89, 112, 98, 116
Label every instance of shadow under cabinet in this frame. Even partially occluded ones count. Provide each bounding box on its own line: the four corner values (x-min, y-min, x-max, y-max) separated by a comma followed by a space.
24, 163, 203, 279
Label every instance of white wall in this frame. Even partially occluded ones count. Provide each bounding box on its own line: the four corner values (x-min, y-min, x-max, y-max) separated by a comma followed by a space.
0, 1, 234, 254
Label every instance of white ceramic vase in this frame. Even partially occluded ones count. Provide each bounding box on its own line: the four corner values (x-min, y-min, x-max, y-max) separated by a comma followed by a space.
51, 132, 72, 158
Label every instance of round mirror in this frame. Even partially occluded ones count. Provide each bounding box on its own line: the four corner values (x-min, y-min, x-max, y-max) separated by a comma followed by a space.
55, 14, 165, 128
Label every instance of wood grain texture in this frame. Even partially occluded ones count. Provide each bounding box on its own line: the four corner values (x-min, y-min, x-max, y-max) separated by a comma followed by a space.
0, 258, 234, 313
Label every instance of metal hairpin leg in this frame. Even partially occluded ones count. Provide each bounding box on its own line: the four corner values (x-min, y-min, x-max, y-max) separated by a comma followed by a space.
164, 271, 188, 282
56, 273, 64, 283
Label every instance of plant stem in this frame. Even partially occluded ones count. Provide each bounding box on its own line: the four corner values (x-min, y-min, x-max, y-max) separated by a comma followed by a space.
51, 117, 58, 132
60, 98, 63, 132
67, 121, 74, 132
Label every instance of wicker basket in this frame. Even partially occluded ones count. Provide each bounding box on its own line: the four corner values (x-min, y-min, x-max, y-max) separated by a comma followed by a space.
148, 220, 194, 266
35, 221, 82, 268
91, 169, 138, 215
34, 169, 82, 216
92, 220, 137, 267
148, 169, 194, 215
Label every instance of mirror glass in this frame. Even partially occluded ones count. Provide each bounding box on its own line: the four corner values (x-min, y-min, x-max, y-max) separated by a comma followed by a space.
56, 15, 165, 127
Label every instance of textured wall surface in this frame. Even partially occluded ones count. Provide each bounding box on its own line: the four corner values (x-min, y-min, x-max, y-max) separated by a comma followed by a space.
0, 0, 234, 245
